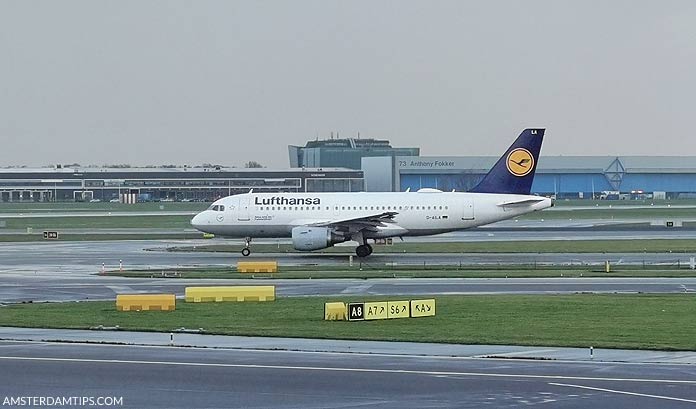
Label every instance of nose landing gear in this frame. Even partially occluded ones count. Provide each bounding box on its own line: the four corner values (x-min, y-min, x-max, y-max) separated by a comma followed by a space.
241, 237, 252, 257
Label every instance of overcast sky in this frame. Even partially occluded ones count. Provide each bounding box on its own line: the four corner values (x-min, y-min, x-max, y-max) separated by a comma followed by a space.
1, 1, 695, 168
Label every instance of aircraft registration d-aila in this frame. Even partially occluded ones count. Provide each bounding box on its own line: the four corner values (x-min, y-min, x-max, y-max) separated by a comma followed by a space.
191, 129, 552, 257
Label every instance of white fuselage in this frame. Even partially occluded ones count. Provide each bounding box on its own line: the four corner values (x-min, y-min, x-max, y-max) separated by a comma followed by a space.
191, 191, 552, 239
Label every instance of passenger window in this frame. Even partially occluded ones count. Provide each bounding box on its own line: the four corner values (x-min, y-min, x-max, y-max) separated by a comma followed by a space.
439, 206, 442, 210
398, 206, 402, 210
445, 206, 448, 210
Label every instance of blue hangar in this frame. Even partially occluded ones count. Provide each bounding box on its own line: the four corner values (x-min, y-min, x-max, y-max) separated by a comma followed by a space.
362, 156, 696, 199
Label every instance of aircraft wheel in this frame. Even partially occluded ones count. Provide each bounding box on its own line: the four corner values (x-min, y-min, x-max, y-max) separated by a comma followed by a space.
366, 244, 373, 255
355, 245, 371, 258
241, 248, 251, 257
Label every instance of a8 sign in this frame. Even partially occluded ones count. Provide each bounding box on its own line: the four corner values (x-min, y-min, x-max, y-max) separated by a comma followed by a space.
348, 303, 365, 321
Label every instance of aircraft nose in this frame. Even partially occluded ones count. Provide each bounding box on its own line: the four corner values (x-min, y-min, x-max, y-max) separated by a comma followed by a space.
191, 212, 205, 230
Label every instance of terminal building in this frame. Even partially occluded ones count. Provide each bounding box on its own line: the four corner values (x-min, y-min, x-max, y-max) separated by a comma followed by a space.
5, 138, 696, 202
362, 156, 696, 199
288, 136, 419, 170
0, 167, 364, 202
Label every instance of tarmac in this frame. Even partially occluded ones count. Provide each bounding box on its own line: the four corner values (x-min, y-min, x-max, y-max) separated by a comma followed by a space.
0, 329, 695, 408
2, 236, 696, 303
1, 238, 695, 275
2, 274, 696, 303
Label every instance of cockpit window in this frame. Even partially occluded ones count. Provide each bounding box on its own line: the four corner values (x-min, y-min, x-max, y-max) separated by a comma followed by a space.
212, 205, 219, 211
219, 205, 225, 212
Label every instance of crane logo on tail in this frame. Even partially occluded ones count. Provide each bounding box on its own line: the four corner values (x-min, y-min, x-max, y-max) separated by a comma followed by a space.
506, 148, 534, 177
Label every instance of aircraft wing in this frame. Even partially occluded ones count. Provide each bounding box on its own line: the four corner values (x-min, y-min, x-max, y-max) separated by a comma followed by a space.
308, 211, 399, 233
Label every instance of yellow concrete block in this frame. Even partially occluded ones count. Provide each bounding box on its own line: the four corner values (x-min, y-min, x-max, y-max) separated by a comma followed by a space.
116, 294, 176, 311
387, 301, 410, 319
237, 261, 278, 273
185, 286, 275, 302
324, 302, 347, 321
365, 302, 388, 320
410, 299, 436, 318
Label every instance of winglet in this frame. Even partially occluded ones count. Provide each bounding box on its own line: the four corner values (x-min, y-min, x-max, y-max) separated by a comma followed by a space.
470, 128, 545, 195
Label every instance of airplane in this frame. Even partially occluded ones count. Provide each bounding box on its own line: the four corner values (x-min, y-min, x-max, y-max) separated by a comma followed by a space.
191, 128, 552, 257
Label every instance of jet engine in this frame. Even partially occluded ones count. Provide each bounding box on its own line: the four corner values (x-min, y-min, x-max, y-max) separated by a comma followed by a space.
291, 226, 346, 251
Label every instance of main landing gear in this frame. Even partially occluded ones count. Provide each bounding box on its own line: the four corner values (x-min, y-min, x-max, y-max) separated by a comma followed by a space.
355, 243, 373, 258
241, 237, 252, 257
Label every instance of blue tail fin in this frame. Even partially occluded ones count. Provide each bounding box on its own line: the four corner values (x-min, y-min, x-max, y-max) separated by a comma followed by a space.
470, 128, 545, 195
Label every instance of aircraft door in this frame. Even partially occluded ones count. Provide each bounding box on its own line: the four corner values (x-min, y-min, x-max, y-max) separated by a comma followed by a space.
238, 196, 251, 221
461, 200, 474, 220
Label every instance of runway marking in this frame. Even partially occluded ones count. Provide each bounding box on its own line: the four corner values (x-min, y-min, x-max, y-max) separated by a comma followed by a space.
549, 382, 696, 403
0, 344, 43, 347
0, 355, 695, 385
483, 349, 558, 357
106, 285, 136, 293
340, 284, 374, 294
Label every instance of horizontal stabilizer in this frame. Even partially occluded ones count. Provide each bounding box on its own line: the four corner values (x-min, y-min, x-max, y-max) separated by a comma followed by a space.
497, 198, 546, 207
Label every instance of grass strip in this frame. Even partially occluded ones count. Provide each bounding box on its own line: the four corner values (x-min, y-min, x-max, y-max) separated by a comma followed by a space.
520, 207, 696, 220
0, 202, 207, 213
0, 215, 192, 230
0, 233, 203, 242
1, 294, 694, 351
